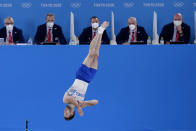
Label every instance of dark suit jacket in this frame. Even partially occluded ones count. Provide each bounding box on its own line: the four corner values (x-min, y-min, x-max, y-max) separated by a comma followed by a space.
159, 22, 190, 44
116, 26, 148, 44
0, 26, 25, 43
79, 26, 110, 44
34, 24, 67, 44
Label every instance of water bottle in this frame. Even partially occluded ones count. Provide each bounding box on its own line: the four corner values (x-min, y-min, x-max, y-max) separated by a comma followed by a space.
160, 37, 164, 44
0, 38, 4, 44
69, 39, 75, 45
147, 36, 151, 44
27, 37, 33, 45
194, 39, 196, 44
69, 36, 78, 45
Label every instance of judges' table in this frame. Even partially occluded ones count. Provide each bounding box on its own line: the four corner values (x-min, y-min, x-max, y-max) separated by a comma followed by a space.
0, 45, 196, 131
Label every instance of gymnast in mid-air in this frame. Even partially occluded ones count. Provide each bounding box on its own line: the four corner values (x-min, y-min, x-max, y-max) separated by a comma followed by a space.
63, 21, 109, 121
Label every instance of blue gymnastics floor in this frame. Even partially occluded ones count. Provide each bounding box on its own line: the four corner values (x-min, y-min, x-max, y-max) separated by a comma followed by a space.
0, 45, 196, 131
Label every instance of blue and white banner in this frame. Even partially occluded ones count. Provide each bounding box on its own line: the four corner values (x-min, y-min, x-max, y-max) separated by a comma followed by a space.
0, 0, 195, 42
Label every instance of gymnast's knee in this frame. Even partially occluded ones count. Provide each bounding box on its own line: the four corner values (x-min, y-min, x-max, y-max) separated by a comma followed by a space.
89, 51, 99, 59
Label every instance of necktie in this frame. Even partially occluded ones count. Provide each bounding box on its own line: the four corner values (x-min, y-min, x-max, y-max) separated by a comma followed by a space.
130, 32, 135, 42
176, 31, 179, 42
92, 31, 96, 40
8, 31, 13, 43
48, 29, 52, 42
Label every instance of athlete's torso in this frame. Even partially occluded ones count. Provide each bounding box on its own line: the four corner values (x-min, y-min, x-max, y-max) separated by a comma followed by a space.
66, 79, 89, 101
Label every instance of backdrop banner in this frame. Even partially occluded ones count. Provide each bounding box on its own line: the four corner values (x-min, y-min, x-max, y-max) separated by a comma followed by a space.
0, 0, 195, 42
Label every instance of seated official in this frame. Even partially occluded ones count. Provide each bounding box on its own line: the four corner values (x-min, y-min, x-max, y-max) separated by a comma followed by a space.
116, 17, 148, 45
0, 17, 25, 44
79, 16, 110, 44
159, 13, 190, 44
34, 13, 67, 45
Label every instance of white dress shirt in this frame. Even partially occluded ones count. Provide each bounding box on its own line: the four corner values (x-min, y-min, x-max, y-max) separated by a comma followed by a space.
172, 26, 178, 42
6, 29, 13, 43
128, 29, 137, 43
45, 26, 53, 42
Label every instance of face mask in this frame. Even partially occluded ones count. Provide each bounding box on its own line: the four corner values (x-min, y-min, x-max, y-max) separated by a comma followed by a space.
129, 24, 136, 30
6, 24, 13, 31
47, 22, 54, 28
91, 23, 99, 29
173, 20, 182, 26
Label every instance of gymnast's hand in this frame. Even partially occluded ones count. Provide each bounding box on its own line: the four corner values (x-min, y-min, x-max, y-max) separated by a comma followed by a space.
77, 106, 84, 116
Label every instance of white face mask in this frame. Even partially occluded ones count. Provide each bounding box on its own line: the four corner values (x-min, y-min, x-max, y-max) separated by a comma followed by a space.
91, 23, 99, 29
6, 24, 13, 31
173, 20, 182, 26
47, 22, 54, 28
129, 24, 136, 30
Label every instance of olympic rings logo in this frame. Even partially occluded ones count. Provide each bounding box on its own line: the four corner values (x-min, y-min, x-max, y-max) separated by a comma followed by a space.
173, 1, 184, 8
70, 3, 81, 8
124, 2, 135, 8
21, 2, 32, 8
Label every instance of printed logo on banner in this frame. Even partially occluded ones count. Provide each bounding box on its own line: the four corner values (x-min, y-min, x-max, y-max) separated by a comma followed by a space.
21, 2, 32, 8
173, 1, 184, 8
41, 3, 62, 8
123, 2, 135, 8
143, 2, 164, 7
93, 3, 115, 8
70, 2, 81, 8
0, 3, 12, 8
